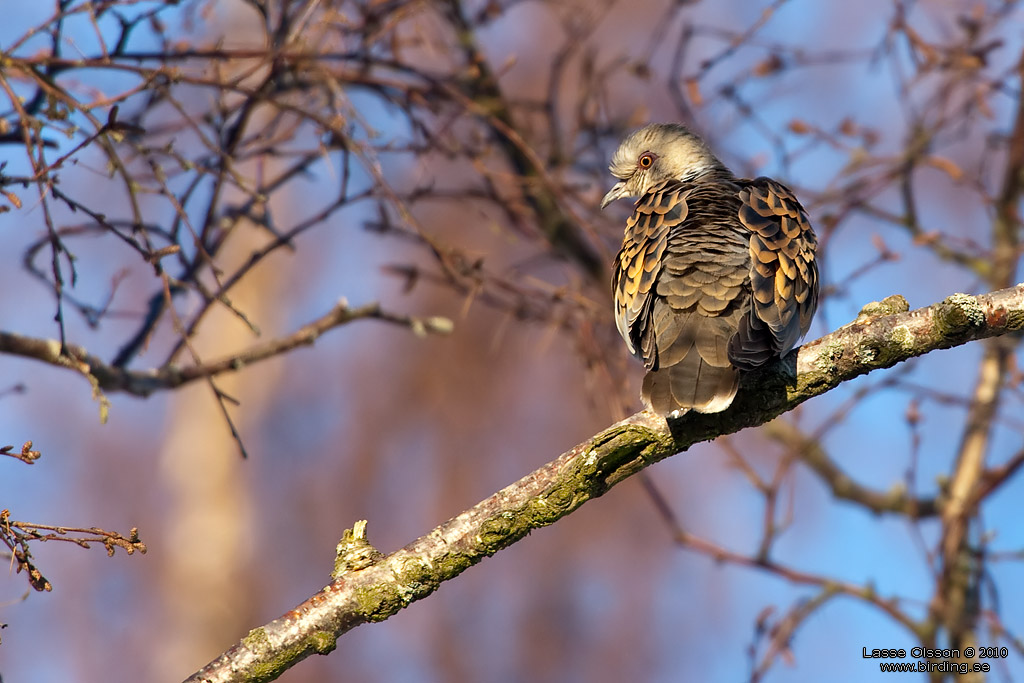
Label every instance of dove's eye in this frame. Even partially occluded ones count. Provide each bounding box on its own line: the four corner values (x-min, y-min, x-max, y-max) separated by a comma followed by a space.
638, 153, 655, 169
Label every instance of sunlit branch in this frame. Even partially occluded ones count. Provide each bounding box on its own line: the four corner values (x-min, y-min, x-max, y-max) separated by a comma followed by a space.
186, 284, 1024, 682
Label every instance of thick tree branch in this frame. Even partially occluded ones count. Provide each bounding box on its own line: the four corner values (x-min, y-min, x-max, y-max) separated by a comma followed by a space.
184, 284, 1024, 683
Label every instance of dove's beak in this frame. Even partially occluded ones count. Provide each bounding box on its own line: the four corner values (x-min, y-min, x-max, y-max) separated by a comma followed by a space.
600, 181, 628, 210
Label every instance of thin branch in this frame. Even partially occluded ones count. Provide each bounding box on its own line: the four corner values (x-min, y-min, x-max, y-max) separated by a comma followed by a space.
0, 509, 146, 593
0, 301, 452, 399
763, 418, 939, 517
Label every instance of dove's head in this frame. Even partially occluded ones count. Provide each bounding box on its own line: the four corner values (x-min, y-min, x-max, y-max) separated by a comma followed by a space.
600, 123, 725, 209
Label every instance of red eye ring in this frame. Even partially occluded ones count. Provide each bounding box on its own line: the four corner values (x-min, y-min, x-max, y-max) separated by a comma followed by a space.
638, 153, 655, 168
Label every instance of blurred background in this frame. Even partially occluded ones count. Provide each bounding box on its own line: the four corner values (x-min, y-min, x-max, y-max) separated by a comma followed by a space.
1, 0, 1023, 680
